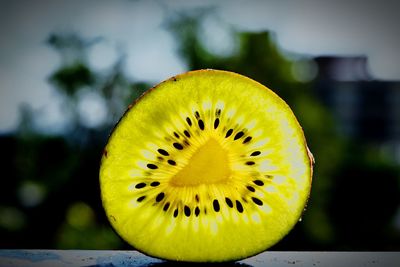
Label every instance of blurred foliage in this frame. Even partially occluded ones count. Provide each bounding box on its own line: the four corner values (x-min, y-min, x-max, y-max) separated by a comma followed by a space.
48, 33, 96, 96
51, 63, 94, 95
0, 11, 399, 251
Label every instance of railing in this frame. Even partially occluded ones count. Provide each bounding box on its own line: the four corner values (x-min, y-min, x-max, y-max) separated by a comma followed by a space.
0, 250, 399, 267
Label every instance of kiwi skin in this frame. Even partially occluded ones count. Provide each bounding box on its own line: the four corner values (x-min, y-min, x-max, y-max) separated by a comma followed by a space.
100, 69, 314, 262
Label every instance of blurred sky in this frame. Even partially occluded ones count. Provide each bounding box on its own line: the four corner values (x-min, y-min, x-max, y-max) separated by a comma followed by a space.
1, 0, 399, 133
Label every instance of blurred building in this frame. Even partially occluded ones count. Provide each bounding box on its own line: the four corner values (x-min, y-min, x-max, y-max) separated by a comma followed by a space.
313, 56, 400, 163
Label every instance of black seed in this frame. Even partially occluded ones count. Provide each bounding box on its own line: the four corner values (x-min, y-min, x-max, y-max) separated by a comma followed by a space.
184, 130, 191, 138
184, 140, 190, 146
174, 132, 180, 138
246, 161, 255, 166
214, 118, 220, 129
213, 199, 220, 212
252, 197, 263, 206
173, 143, 183, 150
186, 117, 192, 126
195, 111, 200, 119
163, 202, 170, 211
243, 136, 252, 144
225, 197, 233, 208
195, 207, 200, 217
234, 131, 245, 140
150, 181, 160, 187
157, 149, 169, 156
156, 192, 165, 202
168, 159, 176, 166
253, 180, 264, 186
137, 196, 146, 202
135, 183, 146, 189
195, 194, 200, 202
157, 156, 164, 161
236, 200, 244, 213
225, 129, 233, 138
198, 119, 205, 130
173, 209, 179, 217
251, 151, 261, 156
184, 206, 191, 217
147, 163, 158, 169
216, 109, 221, 116
247, 186, 256, 192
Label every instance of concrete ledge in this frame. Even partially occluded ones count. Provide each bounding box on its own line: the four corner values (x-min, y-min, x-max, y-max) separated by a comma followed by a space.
0, 250, 399, 267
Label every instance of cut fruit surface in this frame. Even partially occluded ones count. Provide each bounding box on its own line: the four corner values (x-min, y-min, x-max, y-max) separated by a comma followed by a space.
171, 138, 230, 186
100, 69, 313, 262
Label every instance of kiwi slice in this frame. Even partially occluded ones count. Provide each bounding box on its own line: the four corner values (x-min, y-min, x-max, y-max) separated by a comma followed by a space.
100, 69, 313, 262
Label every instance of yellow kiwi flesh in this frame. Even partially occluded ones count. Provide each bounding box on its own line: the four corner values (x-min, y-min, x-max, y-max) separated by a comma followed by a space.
100, 69, 313, 262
